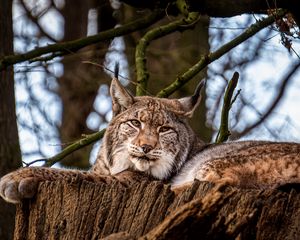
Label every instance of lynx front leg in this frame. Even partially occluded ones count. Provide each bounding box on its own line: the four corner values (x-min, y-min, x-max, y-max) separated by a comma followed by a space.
0, 167, 109, 204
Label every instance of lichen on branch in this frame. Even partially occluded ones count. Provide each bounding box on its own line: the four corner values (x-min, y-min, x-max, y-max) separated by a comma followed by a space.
24, 129, 106, 167
215, 72, 239, 144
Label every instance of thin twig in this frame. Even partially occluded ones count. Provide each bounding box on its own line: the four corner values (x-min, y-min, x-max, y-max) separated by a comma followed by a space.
233, 61, 300, 138
24, 158, 47, 167
20, 0, 57, 43
230, 89, 242, 108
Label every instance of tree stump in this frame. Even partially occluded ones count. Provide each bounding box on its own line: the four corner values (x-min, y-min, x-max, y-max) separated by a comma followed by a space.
13, 179, 300, 240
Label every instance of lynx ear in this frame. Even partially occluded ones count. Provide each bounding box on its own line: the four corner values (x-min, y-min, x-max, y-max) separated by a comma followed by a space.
110, 77, 134, 117
178, 80, 205, 118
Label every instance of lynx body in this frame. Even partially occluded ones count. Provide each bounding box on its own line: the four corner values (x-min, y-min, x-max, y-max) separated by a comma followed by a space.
93, 77, 300, 188
1, 74, 300, 204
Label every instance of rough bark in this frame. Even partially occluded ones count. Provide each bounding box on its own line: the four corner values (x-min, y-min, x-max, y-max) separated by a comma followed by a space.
0, 0, 22, 239
186, 0, 300, 26
14, 180, 300, 240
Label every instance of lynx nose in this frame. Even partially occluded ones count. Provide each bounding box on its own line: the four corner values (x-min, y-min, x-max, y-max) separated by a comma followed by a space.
141, 144, 153, 153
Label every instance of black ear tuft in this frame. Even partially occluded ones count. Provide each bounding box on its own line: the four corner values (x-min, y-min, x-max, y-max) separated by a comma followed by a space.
110, 66, 134, 117
114, 62, 119, 79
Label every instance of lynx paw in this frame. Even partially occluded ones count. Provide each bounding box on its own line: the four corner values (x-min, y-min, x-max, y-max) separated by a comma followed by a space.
0, 172, 39, 204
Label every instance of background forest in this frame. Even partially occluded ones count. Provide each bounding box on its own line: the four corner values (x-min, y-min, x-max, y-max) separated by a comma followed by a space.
0, 0, 299, 239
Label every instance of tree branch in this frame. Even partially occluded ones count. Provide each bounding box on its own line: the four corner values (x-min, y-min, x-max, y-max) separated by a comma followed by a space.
156, 8, 287, 98
135, 12, 200, 96
186, 0, 300, 25
215, 72, 239, 143
41, 129, 106, 167
0, 10, 164, 71
121, 0, 299, 25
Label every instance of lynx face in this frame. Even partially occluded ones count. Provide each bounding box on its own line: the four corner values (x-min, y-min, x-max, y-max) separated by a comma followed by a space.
96, 77, 204, 180
108, 99, 191, 179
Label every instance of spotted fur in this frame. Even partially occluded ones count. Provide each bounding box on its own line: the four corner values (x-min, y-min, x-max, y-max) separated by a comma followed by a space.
93, 77, 300, 189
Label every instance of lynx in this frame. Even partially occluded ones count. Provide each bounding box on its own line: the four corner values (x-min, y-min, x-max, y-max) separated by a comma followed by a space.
1, 70, 300, 204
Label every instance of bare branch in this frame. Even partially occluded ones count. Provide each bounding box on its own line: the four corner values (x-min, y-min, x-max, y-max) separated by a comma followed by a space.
19, 0, 57, 42
233, 61, 300, 138
156, 9, 287, 98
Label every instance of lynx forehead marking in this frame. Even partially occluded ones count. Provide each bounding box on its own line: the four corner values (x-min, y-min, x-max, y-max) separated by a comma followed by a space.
137, 99, 169, 126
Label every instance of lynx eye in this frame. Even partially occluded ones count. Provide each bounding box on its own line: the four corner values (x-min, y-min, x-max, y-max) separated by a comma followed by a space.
130, 119, 141, 127
159, 126, 172, 133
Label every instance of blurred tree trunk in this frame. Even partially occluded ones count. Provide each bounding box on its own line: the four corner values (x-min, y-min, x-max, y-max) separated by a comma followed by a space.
58, 0, 116, 169
0, 1, 22, 239
170, 17, 212, 141
13, 180, 300, 239
121, 6, 213, 141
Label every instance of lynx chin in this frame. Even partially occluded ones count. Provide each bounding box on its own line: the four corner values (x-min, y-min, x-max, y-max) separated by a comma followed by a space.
1, 68, 300, 203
